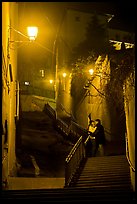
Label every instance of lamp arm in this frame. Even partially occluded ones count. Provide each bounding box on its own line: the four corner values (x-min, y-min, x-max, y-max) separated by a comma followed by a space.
9, 26, 29, 39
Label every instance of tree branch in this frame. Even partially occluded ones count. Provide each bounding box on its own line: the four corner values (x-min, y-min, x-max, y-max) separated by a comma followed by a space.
90, 83, 106, 98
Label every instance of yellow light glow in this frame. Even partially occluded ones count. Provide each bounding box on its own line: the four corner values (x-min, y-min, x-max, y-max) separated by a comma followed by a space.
89, 69, 94, 75
62, 72, 67, 78
49, 79, 53, 84
27, 26, 38, 41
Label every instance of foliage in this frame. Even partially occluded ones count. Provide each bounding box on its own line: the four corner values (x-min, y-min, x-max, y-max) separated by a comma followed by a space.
70, 47, 135, 109
107, 48, 135, 108
69, 12, 135, 112
70, 51, 97, 99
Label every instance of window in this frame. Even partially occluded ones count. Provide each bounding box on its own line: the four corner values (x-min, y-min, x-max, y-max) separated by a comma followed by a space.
40, 69, 45, 77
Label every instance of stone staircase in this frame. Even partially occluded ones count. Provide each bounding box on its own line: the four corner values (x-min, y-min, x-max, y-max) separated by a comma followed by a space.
71, 155, 131, 187
2, 155, 135, 202
68, 155, 134, 200
2, 101, 135, 201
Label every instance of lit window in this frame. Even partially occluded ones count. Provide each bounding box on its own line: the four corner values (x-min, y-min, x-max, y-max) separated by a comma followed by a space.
40, 69, 45, 77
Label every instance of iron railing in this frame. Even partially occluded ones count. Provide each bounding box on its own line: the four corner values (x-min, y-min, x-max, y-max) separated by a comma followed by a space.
65, 136, 86, 187
56, 118, 70, 136
44, 103, 87, 187
70, 121, 88, 141
43, 102, 56, 120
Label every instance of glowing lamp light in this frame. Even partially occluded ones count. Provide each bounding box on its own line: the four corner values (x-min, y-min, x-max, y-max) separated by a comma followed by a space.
27, 26, 38, 41
62, 72, 67, 78
49, 79, 53, 84
24, 81, 30, 86
89, 69, 94, 75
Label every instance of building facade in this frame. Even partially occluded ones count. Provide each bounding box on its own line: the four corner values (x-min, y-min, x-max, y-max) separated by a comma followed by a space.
2, 2, 19, 188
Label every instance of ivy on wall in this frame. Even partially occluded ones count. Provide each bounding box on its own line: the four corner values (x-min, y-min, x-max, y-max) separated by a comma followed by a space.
70, 47, 135, 109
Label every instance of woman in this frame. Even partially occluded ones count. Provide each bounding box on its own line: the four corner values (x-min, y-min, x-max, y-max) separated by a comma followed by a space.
85, 116, 96, 157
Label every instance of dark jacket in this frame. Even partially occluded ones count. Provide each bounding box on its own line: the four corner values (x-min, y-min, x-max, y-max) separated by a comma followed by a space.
93, 124, 106, 145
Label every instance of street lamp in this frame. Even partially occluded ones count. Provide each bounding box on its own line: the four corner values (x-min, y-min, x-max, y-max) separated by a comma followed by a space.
42, 14, 66, 105
27, 26, 38, 41
84, 68, 94, 90
49, 79, 53, 84
62, 72, 67, 78
9, 26, 38, 43
8, 25, 38, 119
89, 69, 94, 75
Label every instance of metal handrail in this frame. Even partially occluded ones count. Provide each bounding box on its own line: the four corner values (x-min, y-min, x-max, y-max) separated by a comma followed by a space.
65, 136, 86, 187
56, 118, 70, 136
125, 132, 135, 172
66, 136, 82, 163
70, 121, 88, 141
2, 46, 8, 84
44, 103, 56, 120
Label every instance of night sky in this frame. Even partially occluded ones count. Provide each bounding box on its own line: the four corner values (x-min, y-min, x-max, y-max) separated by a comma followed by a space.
18, 1, 135, 65
18, 2, 135, 32
105, 1, 135, 31
17, 2, 135, 85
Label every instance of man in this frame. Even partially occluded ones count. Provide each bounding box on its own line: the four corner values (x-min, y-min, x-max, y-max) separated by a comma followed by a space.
93, 119, 106, 156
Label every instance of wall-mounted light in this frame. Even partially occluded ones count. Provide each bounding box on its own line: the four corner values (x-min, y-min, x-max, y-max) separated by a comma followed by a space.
9, 26, 38, 43
27, 26, 38, 41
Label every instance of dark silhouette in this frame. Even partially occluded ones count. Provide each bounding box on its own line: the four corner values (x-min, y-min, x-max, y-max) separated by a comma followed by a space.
93, 119, 106, 156
121, 41, 126, 50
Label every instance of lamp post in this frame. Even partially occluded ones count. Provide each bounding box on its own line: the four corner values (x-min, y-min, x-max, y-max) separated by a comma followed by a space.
47, 12, 67, 105
43, 12, 67, 110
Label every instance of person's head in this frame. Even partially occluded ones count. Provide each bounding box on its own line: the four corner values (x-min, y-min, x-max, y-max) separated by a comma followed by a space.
91, 120, 96, 127
95, 119, 101, 126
